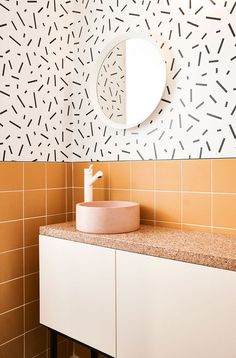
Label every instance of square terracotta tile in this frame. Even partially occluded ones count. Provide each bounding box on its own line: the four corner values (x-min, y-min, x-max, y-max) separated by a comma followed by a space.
67, 187, 72, 213
182, 159, 211, 192
0, 336, 24, 358
156, 192, 181, 223
183, 193, 211, 226
140, 219, 155, 226
98, 353, 107, 358
24, 190, 46, 218
47, 214, 67, 225
57, 333, 66, 343
67, 213, 74, 221
25, 273, 39, 303
93, 189, 110, 201
0, 278, 23, 314
73, 187, 84, 204
0, 192, 23, 222
24, 217, 46, 247
75, 343, 90, 358
0, 220, 23, 253
47, 189, 66, 215
0, 162, 23, 191
25, 245, 39, 275
57, 339, 74, 358
0, 307, 24, 345
156, 221, 181, 229
73, 162, 89, 187
67, 163, 72, 188
24, 162, 46, 190
131, 191, 154, 220
131, 161, 154, 190
25, 300, 40, 332
25, 326, 47, 358
212, 159, 236, 193
110, 189, 131, 201
34, 352, 47, 358
155, 160, 181, 191
182, 224, 212, 233
213, 194, 236, 229
110, 162, 130, 189
0, 249, 23, 283
47, 163, 66, 188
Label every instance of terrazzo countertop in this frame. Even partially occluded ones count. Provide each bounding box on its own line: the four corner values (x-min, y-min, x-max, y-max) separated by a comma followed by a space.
40, 222, 236, 272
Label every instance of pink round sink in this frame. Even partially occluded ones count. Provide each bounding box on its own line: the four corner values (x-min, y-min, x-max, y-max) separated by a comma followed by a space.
76, 201, 140, 234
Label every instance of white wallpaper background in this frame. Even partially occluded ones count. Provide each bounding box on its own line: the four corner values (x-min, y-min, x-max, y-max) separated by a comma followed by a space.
0, 0, 236, 162
0, 0, 74, 161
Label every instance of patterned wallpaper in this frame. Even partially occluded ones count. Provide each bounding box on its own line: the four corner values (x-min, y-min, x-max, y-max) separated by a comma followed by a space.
0, 0, 73, 161
0, 0, 236, 162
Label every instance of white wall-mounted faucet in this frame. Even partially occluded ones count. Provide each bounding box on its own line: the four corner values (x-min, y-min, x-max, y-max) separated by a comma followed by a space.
84, 164, 103, 202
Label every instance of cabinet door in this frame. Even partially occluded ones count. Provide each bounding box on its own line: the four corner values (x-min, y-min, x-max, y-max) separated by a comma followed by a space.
39, 236, 115, 357
116, 250, 236, 358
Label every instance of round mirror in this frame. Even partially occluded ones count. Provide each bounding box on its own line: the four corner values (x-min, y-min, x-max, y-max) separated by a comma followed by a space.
91, 33, 166, 129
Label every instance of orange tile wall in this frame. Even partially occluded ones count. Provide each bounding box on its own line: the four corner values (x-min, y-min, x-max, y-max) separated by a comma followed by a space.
1, 158, 236, 358
73, 159, 236, 235
0, 162, 73, 358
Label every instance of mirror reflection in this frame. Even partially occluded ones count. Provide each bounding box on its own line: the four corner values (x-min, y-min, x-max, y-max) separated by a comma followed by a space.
96, 37, 166, 128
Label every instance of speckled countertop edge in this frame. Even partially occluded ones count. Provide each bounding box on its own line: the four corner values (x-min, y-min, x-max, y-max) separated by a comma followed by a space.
40, 222, 236, 272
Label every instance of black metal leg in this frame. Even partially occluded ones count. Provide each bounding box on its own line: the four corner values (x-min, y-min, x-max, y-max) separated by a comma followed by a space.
50, 329, 57, 358
91, 348, 98, 358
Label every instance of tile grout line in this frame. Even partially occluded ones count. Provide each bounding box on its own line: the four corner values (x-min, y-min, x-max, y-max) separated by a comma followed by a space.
32, 339, 72, 358
0, 271, 40, 286
0, 298, 39, 317
0, 243, 38, 256
0, 186, 74, 193
70, 186, 236, 195
0, 247, 24, 255
0, 323, 47, 347
0, 213, 68, 226
0, 333, 25, 348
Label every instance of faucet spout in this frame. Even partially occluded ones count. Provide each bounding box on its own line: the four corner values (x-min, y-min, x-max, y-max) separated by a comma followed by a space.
84, 165, 103, 202
88, 170, 103, 186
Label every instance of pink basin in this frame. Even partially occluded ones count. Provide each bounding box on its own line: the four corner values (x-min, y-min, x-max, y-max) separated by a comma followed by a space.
76, 201, 140, 234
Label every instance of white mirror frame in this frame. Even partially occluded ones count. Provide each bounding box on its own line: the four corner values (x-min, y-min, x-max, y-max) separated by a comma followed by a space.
90, 32, 167, 130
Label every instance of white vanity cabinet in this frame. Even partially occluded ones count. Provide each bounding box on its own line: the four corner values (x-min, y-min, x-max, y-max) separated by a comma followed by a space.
40, 234, 236, 358
116, 250, 236, 358
39, 235, 116, 357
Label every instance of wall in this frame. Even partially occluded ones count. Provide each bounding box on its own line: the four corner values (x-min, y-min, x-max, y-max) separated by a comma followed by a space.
1, 1, 236, 162
0, 162, 73, 358
71, 0, 236, 161
0, 0, 73, 162
73, 159, 236, 235
1, 158, 235, 358
1, 0, 236, 357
